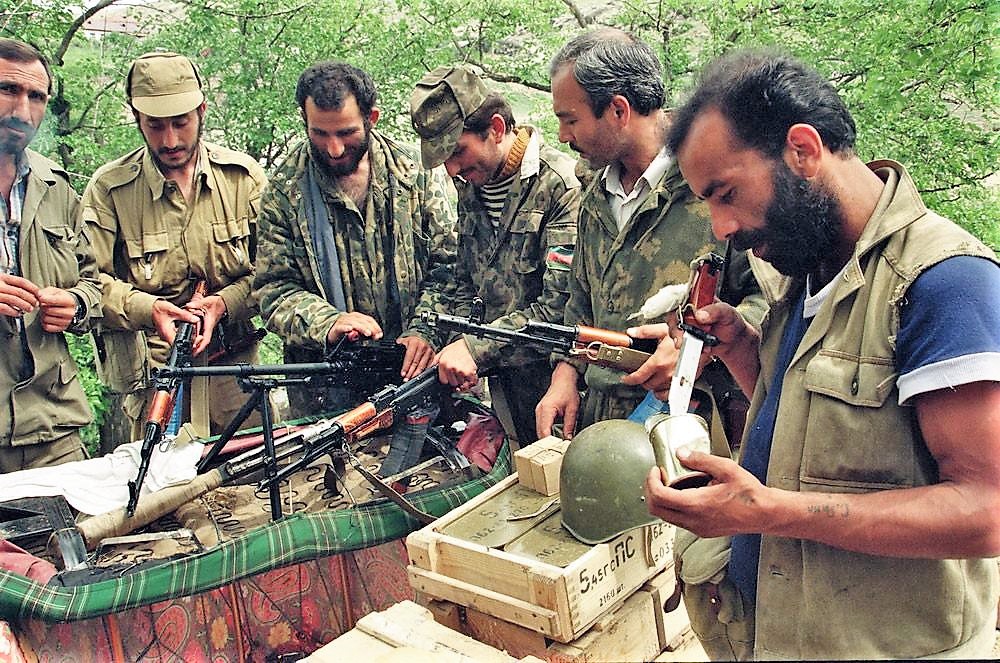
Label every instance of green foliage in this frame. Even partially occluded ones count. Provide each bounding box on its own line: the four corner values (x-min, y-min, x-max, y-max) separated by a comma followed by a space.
66, 334, 107, 455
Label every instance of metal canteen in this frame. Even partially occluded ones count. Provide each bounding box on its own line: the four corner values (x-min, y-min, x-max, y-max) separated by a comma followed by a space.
645, 412, 712, 489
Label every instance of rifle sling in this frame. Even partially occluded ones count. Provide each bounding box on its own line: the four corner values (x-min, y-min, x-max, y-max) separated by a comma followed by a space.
348, 457, 436, 525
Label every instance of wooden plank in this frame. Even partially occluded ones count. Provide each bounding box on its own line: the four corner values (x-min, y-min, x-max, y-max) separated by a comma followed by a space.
424, 536, 543, 603
356, 602, 521, 663
641, 567, 677, 651
429, 589, 665, 663
305, 628, 396, 661
408, 565, 562, 637
653, 632, 708, 662
547, 587, 662, 663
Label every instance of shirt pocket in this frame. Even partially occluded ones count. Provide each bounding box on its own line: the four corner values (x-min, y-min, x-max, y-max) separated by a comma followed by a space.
506, 210, 544, 275
800, 351, 910, 490
124, 230, 171, 290
212, 215, 253, 276
39, 223, 78, 287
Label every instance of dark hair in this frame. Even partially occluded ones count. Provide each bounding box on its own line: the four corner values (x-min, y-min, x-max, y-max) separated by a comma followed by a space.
463, 93, 515, 137
667, 49, 857, 159
0, 38, 52, 95
549, 28, 664, 116
296, 61, 377, 116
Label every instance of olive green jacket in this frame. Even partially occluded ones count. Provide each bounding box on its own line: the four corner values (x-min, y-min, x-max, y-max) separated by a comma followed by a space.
747, 161, 998, 658
453, 128, 579, 371
1, 149, 101, 447
564, 160, 762, 426
253, 132, 457, 359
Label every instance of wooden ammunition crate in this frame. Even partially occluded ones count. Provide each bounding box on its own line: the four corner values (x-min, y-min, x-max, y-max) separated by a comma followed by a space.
419, 568, 694, 662
304, 600, 545, 662
407, 474, 674, 643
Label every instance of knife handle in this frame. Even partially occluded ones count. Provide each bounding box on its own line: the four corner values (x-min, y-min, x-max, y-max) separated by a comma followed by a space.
681, 253, 725, 326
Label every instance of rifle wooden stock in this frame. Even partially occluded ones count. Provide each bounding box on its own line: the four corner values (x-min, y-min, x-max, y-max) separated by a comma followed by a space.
681, 254, 724, 326
574, 325, 637, 348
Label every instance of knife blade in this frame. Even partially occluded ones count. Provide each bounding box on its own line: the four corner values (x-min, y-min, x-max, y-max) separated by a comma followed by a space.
668, 253, 725, 414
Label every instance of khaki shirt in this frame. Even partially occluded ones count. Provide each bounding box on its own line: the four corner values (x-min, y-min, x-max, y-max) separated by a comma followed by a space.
82, 141, 266, 434
1, 149, 101, 448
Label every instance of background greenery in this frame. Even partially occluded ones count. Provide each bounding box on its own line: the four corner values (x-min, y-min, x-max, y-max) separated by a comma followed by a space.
2, 0, 996, 451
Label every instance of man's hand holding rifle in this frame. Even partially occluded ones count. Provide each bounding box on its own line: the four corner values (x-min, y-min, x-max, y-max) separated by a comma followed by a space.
126, 282, 207, 517
422, 304, 659, 379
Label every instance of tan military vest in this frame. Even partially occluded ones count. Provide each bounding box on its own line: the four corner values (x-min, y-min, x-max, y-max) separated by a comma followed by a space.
749, 161, 998, 658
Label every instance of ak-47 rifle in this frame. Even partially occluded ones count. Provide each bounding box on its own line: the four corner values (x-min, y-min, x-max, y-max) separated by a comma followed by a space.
126, 282, 205, 517
422, 302, 658, 373
258, 365, 445, 492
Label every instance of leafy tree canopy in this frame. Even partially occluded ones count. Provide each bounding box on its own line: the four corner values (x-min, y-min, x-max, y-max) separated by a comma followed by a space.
3, 0, 994, 246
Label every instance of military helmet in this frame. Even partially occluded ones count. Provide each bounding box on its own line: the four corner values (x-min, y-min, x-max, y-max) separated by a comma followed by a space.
560, 419, 658, 544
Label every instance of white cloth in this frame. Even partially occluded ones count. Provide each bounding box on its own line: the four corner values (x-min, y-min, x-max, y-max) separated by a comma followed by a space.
0, 429, 203, 515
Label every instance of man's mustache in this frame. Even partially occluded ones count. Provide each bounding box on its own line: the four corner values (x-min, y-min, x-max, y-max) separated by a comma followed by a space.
0, 117, 37, 140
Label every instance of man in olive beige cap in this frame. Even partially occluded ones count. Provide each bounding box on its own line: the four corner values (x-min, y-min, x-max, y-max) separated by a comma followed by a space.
409, 65, 580, 446
82, 52, 267, 443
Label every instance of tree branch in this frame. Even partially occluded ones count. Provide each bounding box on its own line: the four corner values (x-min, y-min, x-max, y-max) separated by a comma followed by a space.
54, 0, 121, 66
556, 0, 589, 29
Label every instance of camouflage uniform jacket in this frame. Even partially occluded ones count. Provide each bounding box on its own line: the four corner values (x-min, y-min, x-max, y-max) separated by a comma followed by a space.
565, 160, 763, 425
253, 131, 457, 360
2, 149, 101, 447
453, 128, 579, 371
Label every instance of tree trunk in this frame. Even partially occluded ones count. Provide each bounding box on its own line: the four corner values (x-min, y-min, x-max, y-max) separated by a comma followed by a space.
99, 392, 132, 454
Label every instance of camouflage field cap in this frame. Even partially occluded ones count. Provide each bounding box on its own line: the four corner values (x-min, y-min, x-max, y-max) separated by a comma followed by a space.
410, 65, 490, 169
127, 52, 204, 118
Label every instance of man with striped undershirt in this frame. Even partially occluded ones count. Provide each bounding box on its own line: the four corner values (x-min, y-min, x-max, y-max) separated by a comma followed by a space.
410, 65, 580, 446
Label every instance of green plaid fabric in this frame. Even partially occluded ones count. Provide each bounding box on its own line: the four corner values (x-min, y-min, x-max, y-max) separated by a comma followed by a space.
0, 443, 511, 623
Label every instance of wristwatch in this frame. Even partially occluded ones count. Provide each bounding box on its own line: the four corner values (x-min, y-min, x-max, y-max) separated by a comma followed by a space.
70, 294, 86, 327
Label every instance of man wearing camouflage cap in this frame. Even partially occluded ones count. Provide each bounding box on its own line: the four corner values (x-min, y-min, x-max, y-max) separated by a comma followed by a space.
410, 65, 579, 446
82, 52, 267, 443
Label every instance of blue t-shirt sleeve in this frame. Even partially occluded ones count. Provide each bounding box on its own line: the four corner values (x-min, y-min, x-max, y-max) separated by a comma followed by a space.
896, 255, 1000, 403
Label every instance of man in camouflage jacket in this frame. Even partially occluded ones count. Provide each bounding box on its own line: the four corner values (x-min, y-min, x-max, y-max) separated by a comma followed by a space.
83, 52, 267, 442
539, 29, 763, 442
254, 61, 457, 419
409, 65, 579, 445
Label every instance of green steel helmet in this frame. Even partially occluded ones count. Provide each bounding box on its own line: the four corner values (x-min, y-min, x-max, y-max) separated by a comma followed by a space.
560, 419, 658, 544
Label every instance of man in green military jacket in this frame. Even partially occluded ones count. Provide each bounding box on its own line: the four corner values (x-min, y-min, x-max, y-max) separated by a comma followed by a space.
409, 65, 579, 446
538, 29, 762, 441
0, 39, 101, 470
82, 52, 267, 442
253, 61, 457, 423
